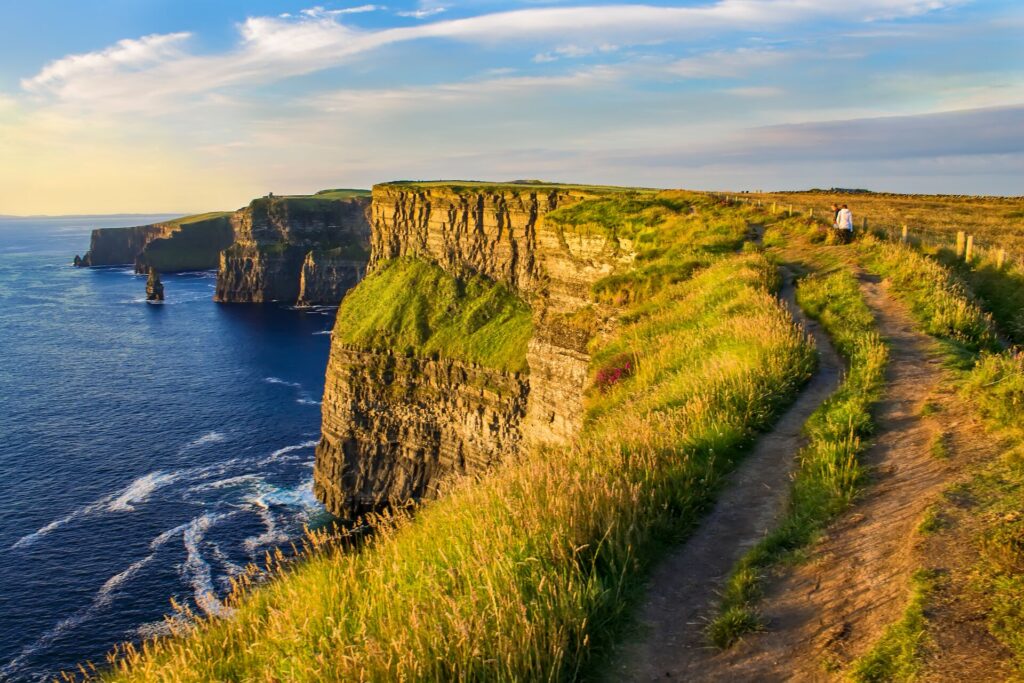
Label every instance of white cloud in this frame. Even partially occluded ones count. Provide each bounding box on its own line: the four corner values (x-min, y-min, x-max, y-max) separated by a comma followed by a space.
668, 47, 788, 78
533, 43, 618, 63
302, 5, 385, 18
311, 65, 624, 112
19, 0, 963, 110
22, 32, 191, 94
724, 86, 784, 97
396, 7, 446, 19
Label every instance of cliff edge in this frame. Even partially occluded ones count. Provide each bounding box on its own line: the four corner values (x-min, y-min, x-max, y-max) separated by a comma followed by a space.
314, 183, 633, 518
215, 192, 371, 305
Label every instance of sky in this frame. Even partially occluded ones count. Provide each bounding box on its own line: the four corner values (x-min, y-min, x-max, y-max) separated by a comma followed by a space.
0, 0, 1022, 214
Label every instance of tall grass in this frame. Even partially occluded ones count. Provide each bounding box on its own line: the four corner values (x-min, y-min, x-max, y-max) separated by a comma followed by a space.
708, 268, 888, 647
859, 236, 998, 355
97, 237, 815, 680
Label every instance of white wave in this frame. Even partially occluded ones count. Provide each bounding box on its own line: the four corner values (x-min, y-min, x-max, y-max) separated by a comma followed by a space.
187, 474, 261, 493
151, 521, 191, 549
263, 376, 302, 389
313, 330, 333, 335
181, 430, 228, 451
1, 548, 162, 677
181, 512, 235, 618
297, 397, 322, 406
97, 555, 154, 607
107, 471, 180, 512
258, 439, 318, 465
13, 471, 180, 548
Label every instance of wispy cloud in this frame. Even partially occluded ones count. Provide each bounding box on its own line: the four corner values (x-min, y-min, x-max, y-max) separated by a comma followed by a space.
19, 0, 964, 110
311, 65, 624, 112
396, 7, 446, 18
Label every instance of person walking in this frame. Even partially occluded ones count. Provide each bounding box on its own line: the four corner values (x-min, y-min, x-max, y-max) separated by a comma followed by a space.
836, 204, 854, 242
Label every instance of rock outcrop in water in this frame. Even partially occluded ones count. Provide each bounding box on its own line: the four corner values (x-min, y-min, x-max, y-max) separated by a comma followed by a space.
314, 183, 630, 519
215, 194, 371, 304
75, 214, 234, 272
145, 268, 164, 302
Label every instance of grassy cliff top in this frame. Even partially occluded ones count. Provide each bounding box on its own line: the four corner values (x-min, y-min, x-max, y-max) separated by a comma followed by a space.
378, 180, 659, 195
333, 257, 532, 374
163, 211, 234, 226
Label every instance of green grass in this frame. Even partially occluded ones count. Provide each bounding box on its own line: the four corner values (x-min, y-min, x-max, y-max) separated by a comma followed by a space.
164, 211, 234, 226
938, 252, 1024, 345
848, 569, 942, 682
311, 188, 371, 199
708, 267, 888, 648
98, 195, 817, 682
333, 257, 533, 374
859, 236, 999, 357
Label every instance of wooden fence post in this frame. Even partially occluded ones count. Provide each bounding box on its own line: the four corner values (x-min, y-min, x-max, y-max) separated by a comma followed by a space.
862, 217, 868, 232
788, 205, 793, 216
955, 231, 966, 258
997, 248, 1007, 270
965, 235, 974, 263
808, 208, 814, 218
901, 225, 908, 243
772, 202, 777, 214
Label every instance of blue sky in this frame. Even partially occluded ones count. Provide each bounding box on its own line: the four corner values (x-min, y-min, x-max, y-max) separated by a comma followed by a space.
0, 0, 1022, 213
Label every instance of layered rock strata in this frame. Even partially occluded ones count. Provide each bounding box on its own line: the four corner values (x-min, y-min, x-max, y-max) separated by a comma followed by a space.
314, 344, 528, 517
296, 250, 366, 307
315, 184, 630, 518
215, 195, 370, 304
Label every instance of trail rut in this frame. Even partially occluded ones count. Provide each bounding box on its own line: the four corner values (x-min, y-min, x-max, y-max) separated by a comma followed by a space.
612, 269, 844, 680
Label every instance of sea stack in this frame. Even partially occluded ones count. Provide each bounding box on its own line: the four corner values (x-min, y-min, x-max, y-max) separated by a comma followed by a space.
145, 268, 164, 302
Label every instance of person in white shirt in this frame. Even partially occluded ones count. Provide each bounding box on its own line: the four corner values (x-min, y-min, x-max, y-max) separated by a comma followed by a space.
835, 204, 854, 242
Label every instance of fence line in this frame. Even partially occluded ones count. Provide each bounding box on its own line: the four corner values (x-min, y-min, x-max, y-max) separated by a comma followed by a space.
706, 192, 1024, 272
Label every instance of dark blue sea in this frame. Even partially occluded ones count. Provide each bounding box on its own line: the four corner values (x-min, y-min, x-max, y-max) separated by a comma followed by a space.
0, 216, 336, 681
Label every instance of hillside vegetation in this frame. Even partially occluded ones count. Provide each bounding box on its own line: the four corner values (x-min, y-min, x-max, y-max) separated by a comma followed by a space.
333, 257, 533, 374
98, 192, 817, 681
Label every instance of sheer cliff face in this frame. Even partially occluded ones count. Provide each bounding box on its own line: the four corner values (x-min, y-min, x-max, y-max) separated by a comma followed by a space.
77, 216, 234, 272
214, 196, 370, 304
314, 345, 528, 517
315, 185, 628, 519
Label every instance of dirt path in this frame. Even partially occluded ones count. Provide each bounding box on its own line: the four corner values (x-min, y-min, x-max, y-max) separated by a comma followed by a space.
636, 272, 964, 682
614, 266, 1003, 681
612, 269, 844, 680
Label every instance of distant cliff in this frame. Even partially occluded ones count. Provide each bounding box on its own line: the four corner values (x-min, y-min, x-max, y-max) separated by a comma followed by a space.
74, 213, 234, 272
314, 183, 630, 519
215, 192, 371, 305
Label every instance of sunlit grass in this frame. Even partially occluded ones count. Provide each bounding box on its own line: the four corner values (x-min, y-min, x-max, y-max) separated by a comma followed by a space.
709, 267, 888, 647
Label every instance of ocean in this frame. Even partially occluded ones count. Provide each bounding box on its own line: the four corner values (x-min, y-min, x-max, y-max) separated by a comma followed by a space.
0, 216, 336, 681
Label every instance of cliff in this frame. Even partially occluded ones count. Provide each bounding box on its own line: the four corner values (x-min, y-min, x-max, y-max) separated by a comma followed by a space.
75, 213, 234, 272
315, 344, 528, 517
315, 183, 631, 518
215, 194, 371, 304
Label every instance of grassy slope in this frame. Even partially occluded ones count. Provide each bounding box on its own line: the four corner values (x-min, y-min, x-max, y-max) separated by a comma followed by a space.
333, 257, 533, 374
101, 193, 816, 681
708, 233, 889, 647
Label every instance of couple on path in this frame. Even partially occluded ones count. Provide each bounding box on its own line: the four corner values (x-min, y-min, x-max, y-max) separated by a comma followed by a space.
831, 203, 854, 242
